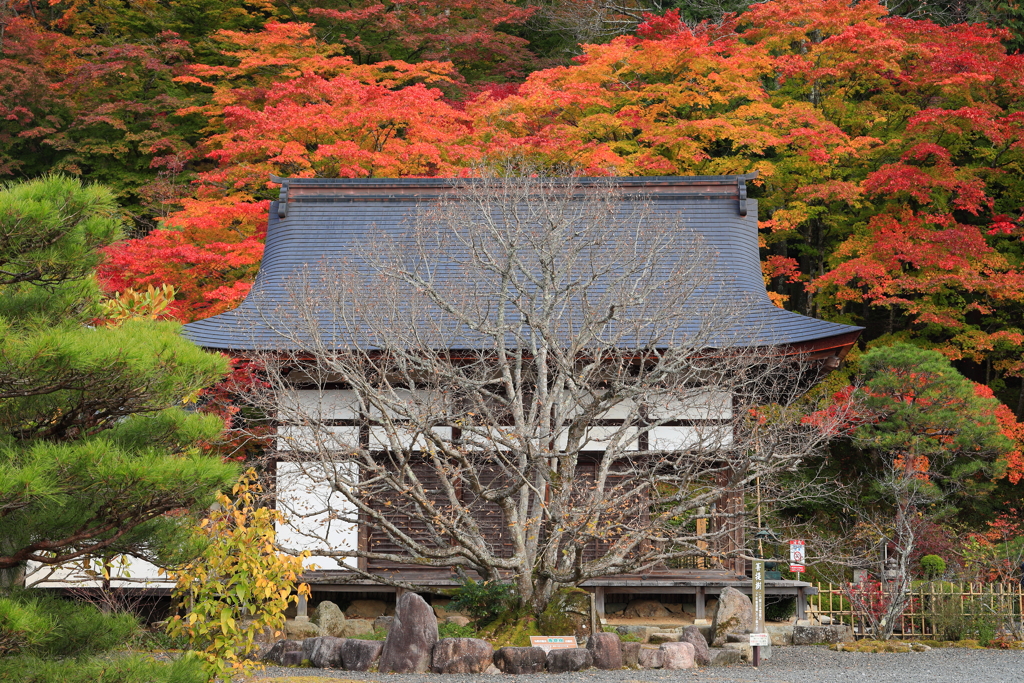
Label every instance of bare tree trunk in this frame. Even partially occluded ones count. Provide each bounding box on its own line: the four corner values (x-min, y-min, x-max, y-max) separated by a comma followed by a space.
248, 171, 847, 615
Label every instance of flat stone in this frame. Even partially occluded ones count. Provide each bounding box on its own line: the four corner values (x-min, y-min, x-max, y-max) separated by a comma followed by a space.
621, 641, 642, 668
638, 645, 663, 669
494, 646, 547, 674
262, 639, 303, 665
709, 648, 743, 666
546, 647, 593, 673
314, 601, 347, 638
721, 640, 772, 662
680, 625, 711, 666
341, 638, 384, 671
660, 641, 696, 670
792, 624, 854, 645
484, 663, 502, 674
379, 592, 439, 673
709, 587, 754, 647
586, 632, 622, 670
346, 599, 389, 619
648, 632, 678, 644
431, 637, 494, 674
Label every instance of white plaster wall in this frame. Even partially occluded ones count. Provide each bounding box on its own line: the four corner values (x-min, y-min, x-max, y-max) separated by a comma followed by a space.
275, 461, 359, 570
649, 389, 732, 421
25, 556, 172, 589
278, 389, 360, 421
276, 425, 360, 452
649, 425, 733, 450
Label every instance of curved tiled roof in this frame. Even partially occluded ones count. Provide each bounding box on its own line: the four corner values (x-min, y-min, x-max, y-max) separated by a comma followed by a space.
183, 175, 861, 353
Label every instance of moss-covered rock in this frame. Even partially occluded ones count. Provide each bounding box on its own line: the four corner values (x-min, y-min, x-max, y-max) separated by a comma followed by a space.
539, 588, 592, 639
478, 614, 541, 647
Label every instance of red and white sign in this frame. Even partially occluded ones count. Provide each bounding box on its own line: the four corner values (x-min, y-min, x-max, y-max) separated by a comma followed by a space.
789, 539, 805, 563
789, 539, 806, 573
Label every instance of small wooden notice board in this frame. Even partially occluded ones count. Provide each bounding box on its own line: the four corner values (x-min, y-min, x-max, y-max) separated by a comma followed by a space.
530, 636, 578, 652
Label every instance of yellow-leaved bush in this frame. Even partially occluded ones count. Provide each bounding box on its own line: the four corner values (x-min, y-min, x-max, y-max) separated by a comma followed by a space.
165, 469, 312, 682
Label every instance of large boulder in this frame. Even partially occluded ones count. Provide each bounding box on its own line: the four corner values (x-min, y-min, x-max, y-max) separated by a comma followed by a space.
638, 645, 663, 669
304, 636, 346, 668
341, 638, 384, 671
379, 592, 439, 673
346, 599, 389, 619
313, 601, 347, 638
546, 648, 593, 673
493, 646, 547, 674
709, 587, 754, 647
621, 641, 642, 668
792, 623, 854, 645
660, 641, 696, 670
334, 618, 374, 638
586, 632, 622, 670
680, 625, 711, 666
623, 600, 671, 619
262, 639, 303, 665
431, 637, 494, 674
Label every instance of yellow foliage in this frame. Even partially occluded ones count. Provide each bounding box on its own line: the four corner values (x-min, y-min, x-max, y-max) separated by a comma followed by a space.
166, 469, 312, 682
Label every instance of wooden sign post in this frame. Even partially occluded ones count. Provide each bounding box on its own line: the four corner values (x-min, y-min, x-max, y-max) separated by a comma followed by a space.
750, 559, 767, 667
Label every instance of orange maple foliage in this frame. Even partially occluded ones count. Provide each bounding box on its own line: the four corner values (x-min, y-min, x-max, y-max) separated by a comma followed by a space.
99, 200, 269, 322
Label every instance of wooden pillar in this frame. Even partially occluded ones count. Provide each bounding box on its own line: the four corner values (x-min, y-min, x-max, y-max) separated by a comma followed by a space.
797, 586, 807, 621
696, 587, 706, 621
296, 592, 309, 620
594, 587, 606, 619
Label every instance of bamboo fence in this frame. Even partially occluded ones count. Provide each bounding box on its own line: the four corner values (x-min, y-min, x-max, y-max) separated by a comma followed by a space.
811, 581, 1024, 640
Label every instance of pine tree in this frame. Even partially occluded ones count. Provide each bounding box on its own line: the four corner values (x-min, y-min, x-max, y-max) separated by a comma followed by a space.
0, 176, 238, 582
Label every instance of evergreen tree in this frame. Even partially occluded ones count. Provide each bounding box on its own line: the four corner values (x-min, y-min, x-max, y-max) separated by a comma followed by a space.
0, 176, 238, 581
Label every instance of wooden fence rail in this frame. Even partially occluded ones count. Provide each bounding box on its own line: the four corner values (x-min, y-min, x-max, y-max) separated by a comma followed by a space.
811, 581, 1024, 640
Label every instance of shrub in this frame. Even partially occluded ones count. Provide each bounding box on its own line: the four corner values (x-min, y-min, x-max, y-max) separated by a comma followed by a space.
166, 470, 309, 682
447, 579, 518, 626
921, 555, 947, 579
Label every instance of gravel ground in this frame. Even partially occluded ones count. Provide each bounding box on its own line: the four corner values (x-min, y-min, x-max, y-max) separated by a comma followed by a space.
254, 646, 1024, 683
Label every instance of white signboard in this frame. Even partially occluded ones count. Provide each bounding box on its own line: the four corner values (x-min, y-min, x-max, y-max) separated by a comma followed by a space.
749, 632, 771, 646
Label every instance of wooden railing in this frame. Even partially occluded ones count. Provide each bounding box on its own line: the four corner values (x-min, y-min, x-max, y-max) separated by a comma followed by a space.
811, 581, 1024, 640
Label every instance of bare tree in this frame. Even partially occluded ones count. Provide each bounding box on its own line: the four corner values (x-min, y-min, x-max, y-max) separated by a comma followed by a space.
242, 173, 847, 615
525, 0, 759, 52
